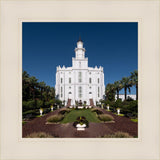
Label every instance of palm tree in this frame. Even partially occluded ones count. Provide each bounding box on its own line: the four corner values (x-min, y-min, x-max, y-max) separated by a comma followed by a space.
114, 81, 123, 99
105, 83, 115, 101
121, 77, 132, 100
130, 70, 138, 100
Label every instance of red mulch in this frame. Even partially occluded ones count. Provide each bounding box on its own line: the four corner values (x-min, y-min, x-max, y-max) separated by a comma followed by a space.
22, 108, 138, 138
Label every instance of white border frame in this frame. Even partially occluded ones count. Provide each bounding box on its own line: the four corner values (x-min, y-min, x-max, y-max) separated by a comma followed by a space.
0, 0, 159, 160
19, 19, 141, 142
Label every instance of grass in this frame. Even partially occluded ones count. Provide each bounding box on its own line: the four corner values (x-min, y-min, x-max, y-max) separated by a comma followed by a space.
131, 118, 138, 123
61, 109, 101, 123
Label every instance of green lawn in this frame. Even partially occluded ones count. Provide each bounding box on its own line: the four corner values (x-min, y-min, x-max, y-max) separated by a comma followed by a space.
61, 109, 101, 123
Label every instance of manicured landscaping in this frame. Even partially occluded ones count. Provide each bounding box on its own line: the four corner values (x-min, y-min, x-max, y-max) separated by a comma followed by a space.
61, 109, 101, 123
131, 118, 138, 123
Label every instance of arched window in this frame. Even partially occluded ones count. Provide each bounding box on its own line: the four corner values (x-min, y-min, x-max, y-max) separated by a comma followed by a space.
78, 72, 82, 83
61, 78, 63, 84
89, 78, 92, 84
69, 77, 71, 83
78, 86, 82, 98
98, 78, 100, 84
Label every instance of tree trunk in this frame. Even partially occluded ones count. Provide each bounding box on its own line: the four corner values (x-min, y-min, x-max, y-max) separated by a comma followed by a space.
117, 89, 119, 99
136, 84, 138, 100
124, 87, 127, 100
41, 88, 43, 100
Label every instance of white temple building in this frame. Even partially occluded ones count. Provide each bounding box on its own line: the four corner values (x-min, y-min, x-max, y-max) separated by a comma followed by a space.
55, 39, 105, 106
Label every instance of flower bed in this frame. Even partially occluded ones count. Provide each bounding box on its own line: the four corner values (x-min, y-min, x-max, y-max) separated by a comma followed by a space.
73, 116, 89, 128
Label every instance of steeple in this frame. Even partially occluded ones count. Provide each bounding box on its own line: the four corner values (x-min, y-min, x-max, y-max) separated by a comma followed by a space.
75, 38, 85, 59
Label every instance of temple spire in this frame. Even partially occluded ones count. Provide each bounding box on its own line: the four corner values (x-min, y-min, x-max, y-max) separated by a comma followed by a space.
78, 35, 82, 42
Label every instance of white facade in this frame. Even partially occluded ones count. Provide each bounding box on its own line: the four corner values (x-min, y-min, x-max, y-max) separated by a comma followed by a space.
55, 39, 105, 105
115, 94, 136, 101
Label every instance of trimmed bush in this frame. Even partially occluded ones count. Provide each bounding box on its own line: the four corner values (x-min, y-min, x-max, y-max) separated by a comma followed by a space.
47, 114, 64, 123
98, 114, 114, 122
26, 132, 54, 138
102, 132, 133, 138
91, 108, 103, 115
58, 109, 70, 115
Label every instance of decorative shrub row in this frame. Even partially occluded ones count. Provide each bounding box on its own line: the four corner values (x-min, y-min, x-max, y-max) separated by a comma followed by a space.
100, 99, 138, 118
47, 114, 64, 123
91, 108, 103, 115
98, 114, 114, 122
58, 108, 71, 115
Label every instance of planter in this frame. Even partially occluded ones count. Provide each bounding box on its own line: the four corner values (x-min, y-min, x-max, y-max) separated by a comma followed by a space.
78, 106, 84, 109
76, 124, 86, 131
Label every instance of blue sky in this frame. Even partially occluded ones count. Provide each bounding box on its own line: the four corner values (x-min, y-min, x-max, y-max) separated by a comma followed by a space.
22, 22, 138, 94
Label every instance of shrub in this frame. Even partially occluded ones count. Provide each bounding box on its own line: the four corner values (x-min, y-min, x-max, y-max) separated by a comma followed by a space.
35, 99, 43, 109
22, 100, 35, 111
26, 132, 53, 138
102, 132, 133, 138
23, 109, 40, 119
47, 114, 64, 123
98, 114, 114, 122
58, 109, 70, 115
91, 108, 103, 115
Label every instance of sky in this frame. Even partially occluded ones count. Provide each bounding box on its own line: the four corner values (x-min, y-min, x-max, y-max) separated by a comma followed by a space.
22, 22, 138, 94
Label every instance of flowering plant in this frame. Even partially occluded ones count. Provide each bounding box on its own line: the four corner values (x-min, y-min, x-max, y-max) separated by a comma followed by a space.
73, 116, 89, 128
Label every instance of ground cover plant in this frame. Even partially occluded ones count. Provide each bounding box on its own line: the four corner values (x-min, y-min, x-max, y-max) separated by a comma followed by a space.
26, 132, 54, 138
101, 131, 133, 138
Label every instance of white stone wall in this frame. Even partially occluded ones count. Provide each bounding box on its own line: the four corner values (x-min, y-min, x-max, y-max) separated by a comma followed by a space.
55, 40, 105, 105
115, 94, 136, 101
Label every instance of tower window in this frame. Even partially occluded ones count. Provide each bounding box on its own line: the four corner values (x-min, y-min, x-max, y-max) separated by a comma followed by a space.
89, 78, 92, 84
78, 86, 82, 98
61, 78, 63, 84
78, 72, 82, 83
69, 77, 71, 83
98, 78, 100, 83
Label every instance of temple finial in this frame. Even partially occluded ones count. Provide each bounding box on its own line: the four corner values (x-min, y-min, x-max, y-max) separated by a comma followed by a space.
78, 34, 82, 42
